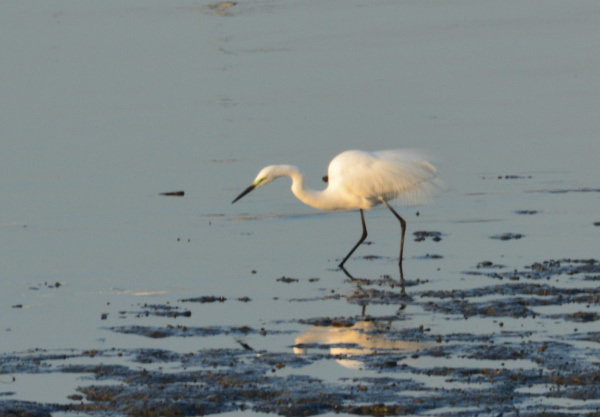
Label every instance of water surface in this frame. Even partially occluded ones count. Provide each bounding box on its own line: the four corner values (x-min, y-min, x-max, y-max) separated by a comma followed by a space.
1, 0, 600, 415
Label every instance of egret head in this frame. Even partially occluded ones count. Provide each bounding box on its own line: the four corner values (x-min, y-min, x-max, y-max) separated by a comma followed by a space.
232, 165, 282, 204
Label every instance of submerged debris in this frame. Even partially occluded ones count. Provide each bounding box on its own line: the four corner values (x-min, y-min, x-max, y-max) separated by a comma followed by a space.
417, 253, 443, 259
159, 190, 185, 196
413, 231, 442, 242
476, 260, 502, 268
497, 174, 532, 179
515, 210, 538, 215
118, 303, 191, 319
276, 276, 299, 283
108, 324, 259, 339
490, 232, 524, 240
180, 296, 227, 303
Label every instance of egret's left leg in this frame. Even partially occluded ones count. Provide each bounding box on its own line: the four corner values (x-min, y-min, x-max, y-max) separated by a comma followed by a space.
339, 209, 367, 268
381, 199, 406, 273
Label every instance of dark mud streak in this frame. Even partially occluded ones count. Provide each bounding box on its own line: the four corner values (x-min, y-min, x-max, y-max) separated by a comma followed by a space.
490, 232, 525, 240
107, 325, 289, 339
413, 230, 443, 242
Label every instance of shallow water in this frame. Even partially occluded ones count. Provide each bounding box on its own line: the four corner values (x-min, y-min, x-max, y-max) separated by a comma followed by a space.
1, 0, 600, 415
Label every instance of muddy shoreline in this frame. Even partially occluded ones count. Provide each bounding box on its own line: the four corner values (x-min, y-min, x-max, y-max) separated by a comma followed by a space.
2, 258, 600, 416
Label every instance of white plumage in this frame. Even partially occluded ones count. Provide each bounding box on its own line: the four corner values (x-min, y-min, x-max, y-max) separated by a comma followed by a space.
325, 150, 438, 209
232, 149, 440, 272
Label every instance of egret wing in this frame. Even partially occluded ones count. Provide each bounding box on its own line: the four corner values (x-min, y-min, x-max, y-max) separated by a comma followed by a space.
328, 150, 439, 207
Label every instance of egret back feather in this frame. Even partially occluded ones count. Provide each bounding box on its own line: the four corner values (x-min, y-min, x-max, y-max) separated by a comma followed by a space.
327, 150, 439, 209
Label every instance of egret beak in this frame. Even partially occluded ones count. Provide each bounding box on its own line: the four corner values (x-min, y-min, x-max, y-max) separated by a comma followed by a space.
232, 184, 256, 204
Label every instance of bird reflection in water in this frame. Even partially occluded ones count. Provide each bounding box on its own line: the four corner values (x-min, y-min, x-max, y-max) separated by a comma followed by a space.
294, 321, 429, 370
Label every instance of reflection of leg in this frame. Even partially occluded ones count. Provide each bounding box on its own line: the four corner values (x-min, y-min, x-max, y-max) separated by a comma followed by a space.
398, 263, 406, 291
381, 200, 406, 281
338, 265, 367, 316
339, 209, 367, 268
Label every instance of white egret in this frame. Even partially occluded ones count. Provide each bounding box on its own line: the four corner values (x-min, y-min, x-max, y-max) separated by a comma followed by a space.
232, 149, 440, 274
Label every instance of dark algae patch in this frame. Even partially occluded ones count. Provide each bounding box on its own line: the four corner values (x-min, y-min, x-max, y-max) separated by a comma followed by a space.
3, 258, 600, 416
413, 230, 443, 242
108, 324, 262, 338
490, 232, 525, 240
118, 303, 192, 319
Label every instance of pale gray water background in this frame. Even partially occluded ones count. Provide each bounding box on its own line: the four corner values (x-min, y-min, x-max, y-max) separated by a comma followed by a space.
1, 0, 600, 413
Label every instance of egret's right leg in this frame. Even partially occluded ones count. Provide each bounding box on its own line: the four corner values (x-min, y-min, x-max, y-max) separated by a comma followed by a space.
339, 209, 367, 268
381, 199, 406, 281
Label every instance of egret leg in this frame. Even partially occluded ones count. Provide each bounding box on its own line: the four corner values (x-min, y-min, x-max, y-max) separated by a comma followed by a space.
381, 200, 406, 280
339, 209, 367, 268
